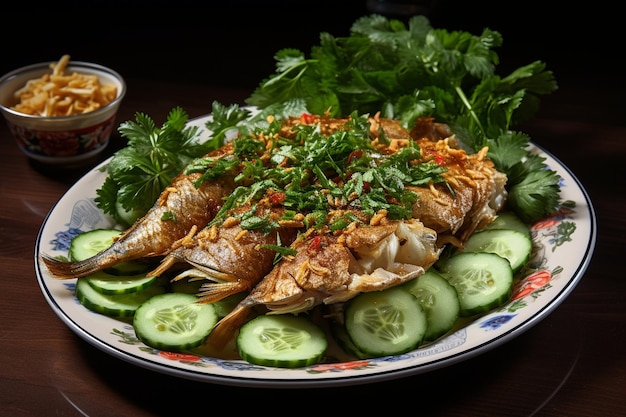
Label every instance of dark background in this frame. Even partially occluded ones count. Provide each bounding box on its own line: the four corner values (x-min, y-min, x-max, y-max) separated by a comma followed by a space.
2, 0, 622, 123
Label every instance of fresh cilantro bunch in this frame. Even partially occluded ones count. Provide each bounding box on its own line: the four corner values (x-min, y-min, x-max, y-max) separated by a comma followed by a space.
95, 107, 214, 227
245, 14, 561, 223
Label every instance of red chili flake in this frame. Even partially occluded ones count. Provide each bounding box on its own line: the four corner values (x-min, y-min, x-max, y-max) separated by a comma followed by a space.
308, 236, 323, 251
300, 113, 316, 124
431, 152, 445, 165
269, 192, 286, 204
347, 150, 363, 164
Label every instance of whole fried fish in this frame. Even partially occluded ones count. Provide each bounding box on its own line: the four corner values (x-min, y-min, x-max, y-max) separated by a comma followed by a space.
147, 201, 301, 303
206, 212, 441, 348
40, 144, 237, 279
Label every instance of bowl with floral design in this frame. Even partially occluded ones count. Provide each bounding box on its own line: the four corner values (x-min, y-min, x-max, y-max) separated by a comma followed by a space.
0, 57, 126, 167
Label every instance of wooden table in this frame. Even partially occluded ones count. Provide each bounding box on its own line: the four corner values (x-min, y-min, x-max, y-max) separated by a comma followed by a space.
1, 71, 625, 416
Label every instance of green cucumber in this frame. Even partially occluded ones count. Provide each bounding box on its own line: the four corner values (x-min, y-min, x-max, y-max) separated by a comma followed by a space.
401, 269, 460, 341
70, 228, 159, 295
330, 321, 371, 359
133, 293, 218, 351
437, 252, 513, 317
170, 278, 247, 318
462, 228, 532, 273
69, 228, 122, 261
85, 271, 157, 295
76, 277, 166, 317
344, 286, 427, 357
103, 260, 152, 276
237, 314, 328, 368
484, 211, 531, 236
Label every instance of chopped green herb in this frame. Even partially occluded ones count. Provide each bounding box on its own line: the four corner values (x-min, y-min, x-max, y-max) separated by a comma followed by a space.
95, 107, 213, 227
245, 14, 561, 222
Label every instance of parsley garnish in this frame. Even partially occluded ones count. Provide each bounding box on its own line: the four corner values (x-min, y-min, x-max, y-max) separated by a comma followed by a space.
245, 14, 561, 222
201, 112, 446, 231
95, 107, 214, 226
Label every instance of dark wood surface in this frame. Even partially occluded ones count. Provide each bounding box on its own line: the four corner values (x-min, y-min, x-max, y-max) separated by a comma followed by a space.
1, 3, 624, 416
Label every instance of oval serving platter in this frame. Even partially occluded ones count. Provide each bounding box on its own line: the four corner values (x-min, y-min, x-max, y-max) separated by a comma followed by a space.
35, 115, 596, 388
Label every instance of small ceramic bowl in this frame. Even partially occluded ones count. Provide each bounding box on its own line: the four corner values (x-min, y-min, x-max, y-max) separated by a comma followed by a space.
0, 60, 126, 167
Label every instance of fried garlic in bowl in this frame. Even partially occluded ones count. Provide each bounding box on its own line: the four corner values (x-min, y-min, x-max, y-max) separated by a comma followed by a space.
0, 55, 126, 167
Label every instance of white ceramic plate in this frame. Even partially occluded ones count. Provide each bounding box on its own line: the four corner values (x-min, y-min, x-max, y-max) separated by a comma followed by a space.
35, 115, 596, 388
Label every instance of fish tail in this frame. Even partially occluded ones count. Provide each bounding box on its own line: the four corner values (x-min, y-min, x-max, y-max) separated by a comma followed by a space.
40, 251, 113, 279
205, 304, 252, 349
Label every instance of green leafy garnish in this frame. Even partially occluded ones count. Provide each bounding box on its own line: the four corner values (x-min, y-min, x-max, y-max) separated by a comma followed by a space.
199, 112, 445, 231
96, 14, 563, 228
95, 107, 214, 226
245, 14, 561, 222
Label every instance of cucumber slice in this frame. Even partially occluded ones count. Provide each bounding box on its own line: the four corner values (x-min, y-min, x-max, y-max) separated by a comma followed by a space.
133, 293, 218, 351
170, 278, 247, 318
484, 211, 531, 236
401, 269, 460, 341
437, 252, 513, 317
330, 321, 371, 359
86, 271, 157, 295
115, 199, 144, 228
237, 314, 328, 368
69, 229, 122, 261
344, 286, 427, 357
103, 260, 152, 276
212, 292, 247, 318
463, 229, 532, 273
76, 277, 166, 317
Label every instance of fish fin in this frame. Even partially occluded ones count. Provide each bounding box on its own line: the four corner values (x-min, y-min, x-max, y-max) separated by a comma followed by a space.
147, 253, 180, 277
196, 281, 246, 303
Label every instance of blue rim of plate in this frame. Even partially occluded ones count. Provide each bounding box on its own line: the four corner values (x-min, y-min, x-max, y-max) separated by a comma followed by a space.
34, 115, 597, 388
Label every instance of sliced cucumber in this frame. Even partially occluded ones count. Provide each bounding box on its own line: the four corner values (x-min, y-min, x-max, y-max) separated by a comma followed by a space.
76, 277, 166, 317
401, 269, 461, 341
484, 211, 531, 236
115, 199, 144, 228
170, 278, 247, 318
85, 271, 157, 295
344, 286, 427, 357
212, 292, 247, 318
133, 293, 218, 351
437, 252, 513, 317
69, 229, 122, 261
462, 229, 532, 273
70, 228, 160, 295
103, 260, 153, 276
330, 321, 371, 359
237, 314, 328, 368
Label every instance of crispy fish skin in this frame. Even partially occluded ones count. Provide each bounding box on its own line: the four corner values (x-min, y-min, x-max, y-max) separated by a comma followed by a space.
408, 136, 507, 244
206, 213, 441, 348
370, 116, 508, 244
148, 203, 301, 303
40, 145, 237, 279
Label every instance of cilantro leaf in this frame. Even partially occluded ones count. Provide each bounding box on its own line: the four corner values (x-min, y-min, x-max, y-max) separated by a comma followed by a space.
507, 168, 561, 223
95, 107, 213, 226
244, 13, 561, 223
